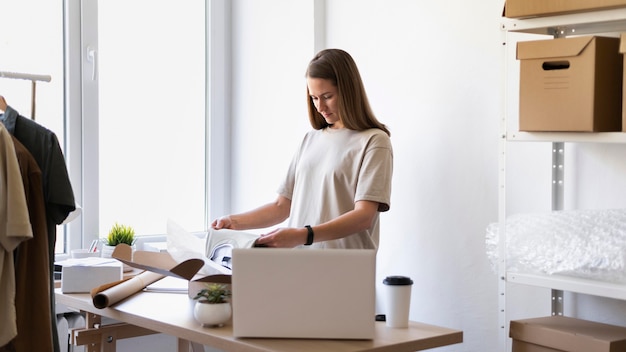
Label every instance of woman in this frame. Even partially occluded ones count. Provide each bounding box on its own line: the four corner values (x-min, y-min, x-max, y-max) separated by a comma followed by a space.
212, 48, 393, 249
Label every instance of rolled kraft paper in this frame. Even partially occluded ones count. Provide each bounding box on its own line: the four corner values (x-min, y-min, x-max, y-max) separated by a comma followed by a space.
91, 271, 165, 309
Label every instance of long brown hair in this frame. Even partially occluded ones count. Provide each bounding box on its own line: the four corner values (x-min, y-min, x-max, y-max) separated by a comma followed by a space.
305, 49, 390, 136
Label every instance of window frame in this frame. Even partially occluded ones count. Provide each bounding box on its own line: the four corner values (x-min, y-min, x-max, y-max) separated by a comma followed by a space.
60, 0, 231, 257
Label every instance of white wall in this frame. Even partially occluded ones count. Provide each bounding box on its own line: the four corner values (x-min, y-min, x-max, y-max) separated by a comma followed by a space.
230, 1, 501, 351
230, 0, 315, 215
229, 1, 626, 351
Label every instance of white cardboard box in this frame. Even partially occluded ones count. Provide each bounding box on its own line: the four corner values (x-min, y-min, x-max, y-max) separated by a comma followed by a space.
57, 257, 123, 293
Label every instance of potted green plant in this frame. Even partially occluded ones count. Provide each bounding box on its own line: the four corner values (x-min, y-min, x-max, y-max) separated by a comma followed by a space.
192, 283, 232, 327
101, 223, 136, 258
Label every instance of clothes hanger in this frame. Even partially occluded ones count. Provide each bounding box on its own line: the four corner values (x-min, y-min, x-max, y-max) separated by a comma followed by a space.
0, 71, 51, 120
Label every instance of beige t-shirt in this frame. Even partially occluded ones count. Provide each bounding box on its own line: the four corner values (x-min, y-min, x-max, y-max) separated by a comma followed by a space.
278, 127, 392, 249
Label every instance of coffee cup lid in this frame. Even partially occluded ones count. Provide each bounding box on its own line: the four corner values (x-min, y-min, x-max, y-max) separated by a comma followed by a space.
383, 275, 413, 285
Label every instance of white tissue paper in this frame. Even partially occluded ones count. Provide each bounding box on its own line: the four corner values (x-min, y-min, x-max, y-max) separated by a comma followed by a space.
166, 219, 227, 276
205, 228, 260, 271
166, 219, 260, 276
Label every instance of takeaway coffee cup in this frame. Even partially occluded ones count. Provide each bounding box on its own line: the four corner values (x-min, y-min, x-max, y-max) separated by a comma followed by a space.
383, 275, 413, 328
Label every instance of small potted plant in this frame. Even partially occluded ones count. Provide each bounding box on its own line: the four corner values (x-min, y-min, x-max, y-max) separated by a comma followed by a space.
101, 222, 136, 258
192, 283, 232, 327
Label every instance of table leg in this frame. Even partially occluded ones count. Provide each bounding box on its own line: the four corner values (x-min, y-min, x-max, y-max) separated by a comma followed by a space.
177, 339, 205, 352
72, 311, 157, 352
85, 312, 106, 352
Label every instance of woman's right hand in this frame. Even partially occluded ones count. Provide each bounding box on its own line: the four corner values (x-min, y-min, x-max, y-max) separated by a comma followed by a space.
211, 216, 232, 229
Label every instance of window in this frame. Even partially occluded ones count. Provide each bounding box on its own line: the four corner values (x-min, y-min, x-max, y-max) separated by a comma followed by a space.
3, 0, 227, 256
0, 0, 66, 253
96, 0, 207, 236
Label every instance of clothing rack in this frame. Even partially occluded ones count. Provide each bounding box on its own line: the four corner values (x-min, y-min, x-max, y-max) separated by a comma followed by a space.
0, 71, 52, 120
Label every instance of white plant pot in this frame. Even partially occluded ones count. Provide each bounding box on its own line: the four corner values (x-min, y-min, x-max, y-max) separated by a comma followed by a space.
193, 301, 231, 327
100, 244, 116, 258
101, 244, 134, 272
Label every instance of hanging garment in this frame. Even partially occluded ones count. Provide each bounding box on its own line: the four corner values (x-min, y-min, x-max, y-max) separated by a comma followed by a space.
0, 123, 32, 348
1, 106, 76, 352
11, 136, 53, 352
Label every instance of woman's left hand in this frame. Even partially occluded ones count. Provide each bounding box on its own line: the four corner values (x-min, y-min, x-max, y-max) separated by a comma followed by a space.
255, 227, 308, 248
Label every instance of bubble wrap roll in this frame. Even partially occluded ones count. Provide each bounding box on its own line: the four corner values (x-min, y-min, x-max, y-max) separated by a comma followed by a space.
486, 209, 626, 283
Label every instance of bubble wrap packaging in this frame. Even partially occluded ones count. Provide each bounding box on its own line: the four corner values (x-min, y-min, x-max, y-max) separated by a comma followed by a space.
486, 209, 626, 283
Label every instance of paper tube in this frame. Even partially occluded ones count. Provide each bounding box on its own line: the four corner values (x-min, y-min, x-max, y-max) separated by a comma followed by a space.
91, 271, 164, 309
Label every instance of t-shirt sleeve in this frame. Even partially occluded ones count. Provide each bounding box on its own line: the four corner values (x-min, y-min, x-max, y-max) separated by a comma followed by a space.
44, 133, 76, 224
355, 133, 393, 212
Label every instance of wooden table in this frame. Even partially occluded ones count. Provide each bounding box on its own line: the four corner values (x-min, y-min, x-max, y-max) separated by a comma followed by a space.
55, 288, 462, 352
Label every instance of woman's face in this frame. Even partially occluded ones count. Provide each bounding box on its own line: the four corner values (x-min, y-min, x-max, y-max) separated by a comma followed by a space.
307, 77, 343, 129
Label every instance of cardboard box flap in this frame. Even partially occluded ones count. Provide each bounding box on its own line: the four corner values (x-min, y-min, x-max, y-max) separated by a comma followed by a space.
517, 36, 595, 60
112, 244, 204, 280
193, 274, 232, 284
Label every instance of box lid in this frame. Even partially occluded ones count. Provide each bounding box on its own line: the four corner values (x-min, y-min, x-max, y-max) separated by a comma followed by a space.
517, 36, 595, 60
510, 316, 626, 352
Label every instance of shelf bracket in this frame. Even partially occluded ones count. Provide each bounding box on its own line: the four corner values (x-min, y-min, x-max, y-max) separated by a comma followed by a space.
552, 289, 564, 316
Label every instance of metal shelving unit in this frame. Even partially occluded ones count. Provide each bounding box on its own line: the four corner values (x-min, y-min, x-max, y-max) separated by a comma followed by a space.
499, 7, 626, 351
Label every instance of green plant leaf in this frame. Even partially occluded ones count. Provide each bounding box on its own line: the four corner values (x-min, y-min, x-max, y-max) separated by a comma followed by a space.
193, 283, 231, 304
105, 222, 136, 246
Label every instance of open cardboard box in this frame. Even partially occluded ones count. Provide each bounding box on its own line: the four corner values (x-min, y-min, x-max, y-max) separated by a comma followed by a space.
89, 225, 255, 309
111, 244, 231, 299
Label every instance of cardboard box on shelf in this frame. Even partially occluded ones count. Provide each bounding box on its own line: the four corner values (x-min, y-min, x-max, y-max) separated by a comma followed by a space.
56, 257, 124, 293
504, 0, 626, 19
510, 316, 626, 352
517, 36, 623, 132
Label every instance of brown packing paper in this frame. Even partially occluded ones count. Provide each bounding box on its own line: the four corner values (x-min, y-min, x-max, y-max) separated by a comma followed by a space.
90, 244, 230, 308
91, 271, 165, 308
111, 243, 232, 286
90, 244, 205, 308
115, 247, 206, 280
